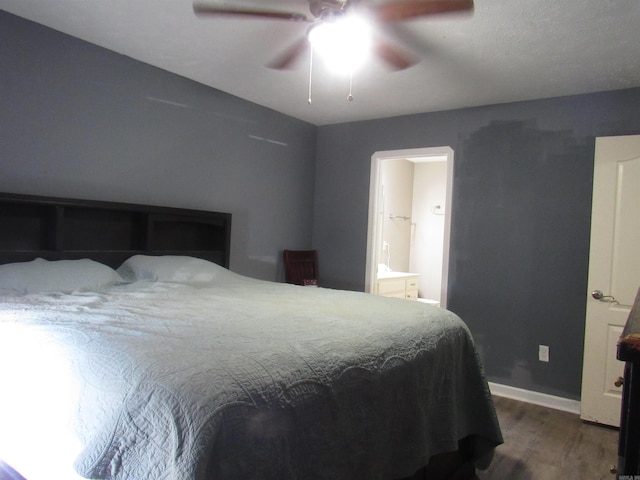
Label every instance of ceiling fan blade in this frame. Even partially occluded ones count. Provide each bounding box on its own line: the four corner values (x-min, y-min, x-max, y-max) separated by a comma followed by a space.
193, 3, 311, 22
372, 37, 418, 70
267, 36, 309, 70
373, 0, 473, 22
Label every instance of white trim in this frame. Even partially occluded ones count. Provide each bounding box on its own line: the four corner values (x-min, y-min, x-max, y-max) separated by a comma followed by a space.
488, 382, 581, 415
365, 146, 454, 309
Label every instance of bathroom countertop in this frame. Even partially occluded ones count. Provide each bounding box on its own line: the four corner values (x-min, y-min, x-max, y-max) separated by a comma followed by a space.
377, 271, 419, 280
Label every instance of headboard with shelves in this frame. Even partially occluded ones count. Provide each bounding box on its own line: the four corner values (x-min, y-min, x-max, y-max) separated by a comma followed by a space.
0, 193, 231, 268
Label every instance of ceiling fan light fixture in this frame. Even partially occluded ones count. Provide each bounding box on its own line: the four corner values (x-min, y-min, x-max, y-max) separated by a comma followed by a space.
308, 14, 371, 74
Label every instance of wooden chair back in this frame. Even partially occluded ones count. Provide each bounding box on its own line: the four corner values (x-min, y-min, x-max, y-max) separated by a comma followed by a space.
283, 250, 318, 286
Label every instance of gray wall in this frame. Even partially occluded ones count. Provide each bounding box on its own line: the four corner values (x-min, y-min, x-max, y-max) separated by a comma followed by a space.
313, 89, 640, 400
1, 12, 317, 280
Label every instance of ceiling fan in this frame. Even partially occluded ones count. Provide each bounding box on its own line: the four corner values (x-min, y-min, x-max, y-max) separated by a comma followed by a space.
193, 0, 474, 71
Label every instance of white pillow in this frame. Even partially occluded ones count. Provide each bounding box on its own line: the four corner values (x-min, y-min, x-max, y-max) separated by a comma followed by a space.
0, 258, 123, 295
117, 255, 229, 283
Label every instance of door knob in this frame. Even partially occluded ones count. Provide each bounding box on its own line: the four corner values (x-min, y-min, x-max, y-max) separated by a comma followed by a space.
615, 376, 624, 388
591, 290, 618, 303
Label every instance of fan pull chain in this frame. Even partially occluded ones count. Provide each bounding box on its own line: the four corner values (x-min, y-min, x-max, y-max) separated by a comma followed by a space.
308, 48, 356, 104
308, 45, 314, 104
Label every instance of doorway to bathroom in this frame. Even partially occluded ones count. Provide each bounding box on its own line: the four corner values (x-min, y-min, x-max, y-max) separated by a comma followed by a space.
365, 146, 454, 308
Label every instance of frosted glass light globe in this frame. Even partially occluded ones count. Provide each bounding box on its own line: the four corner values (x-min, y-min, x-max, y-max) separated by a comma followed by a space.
308, 15, 371, 74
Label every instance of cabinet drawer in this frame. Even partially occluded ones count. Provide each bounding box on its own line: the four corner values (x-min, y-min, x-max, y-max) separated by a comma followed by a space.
405, 276, 419, 301
406, 290, 418, 301
378, 278, 406, 295
406, 278, 419, 290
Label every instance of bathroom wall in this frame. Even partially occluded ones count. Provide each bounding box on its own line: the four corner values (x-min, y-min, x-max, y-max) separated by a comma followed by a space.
379, 159, 414, 272
410, 161, 447, 302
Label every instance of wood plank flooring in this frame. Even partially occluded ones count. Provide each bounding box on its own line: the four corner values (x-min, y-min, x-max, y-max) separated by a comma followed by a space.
476, 396, 619, 480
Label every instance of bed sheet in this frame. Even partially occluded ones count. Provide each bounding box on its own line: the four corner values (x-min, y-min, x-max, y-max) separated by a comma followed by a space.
0, 273, 502, 480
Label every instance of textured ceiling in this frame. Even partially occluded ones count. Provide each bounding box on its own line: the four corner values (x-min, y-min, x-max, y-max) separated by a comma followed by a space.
2, 0, 639, 125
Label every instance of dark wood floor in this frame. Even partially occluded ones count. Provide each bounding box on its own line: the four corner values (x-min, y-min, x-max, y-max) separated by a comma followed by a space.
476, 396, 619, 480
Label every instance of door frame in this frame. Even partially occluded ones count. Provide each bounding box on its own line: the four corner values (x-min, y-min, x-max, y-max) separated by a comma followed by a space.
365, 146, 454, 308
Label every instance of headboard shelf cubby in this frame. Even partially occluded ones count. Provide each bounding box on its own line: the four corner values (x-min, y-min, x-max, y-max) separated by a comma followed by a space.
0, 193, 231, 269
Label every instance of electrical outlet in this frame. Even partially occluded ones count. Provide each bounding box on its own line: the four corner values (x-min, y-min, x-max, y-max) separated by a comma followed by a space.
539, 345, 550, 362
382, 241, 389, 251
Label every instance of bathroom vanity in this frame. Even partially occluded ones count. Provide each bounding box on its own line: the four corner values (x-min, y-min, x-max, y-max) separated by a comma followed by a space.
376, 272, 419, 301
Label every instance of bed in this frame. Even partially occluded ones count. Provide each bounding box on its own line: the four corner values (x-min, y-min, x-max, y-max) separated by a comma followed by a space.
0, 193, 502, 480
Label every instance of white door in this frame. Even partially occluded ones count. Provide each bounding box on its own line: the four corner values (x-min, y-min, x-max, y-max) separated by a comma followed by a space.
580, 135, 640, 426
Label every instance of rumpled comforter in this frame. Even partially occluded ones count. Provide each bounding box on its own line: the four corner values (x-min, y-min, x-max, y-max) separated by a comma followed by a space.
0, 273, 502, 480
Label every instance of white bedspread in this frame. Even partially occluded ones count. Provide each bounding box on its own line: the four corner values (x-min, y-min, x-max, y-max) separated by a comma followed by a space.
0, 273, 502, 480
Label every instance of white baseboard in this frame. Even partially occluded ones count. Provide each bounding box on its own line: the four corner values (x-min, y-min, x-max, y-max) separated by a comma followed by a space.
488, 382, 581, 415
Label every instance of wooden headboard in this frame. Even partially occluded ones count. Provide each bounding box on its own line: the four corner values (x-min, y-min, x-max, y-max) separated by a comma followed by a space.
0, 193, 231, 269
